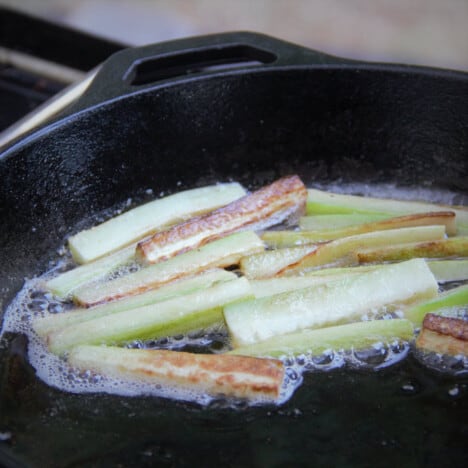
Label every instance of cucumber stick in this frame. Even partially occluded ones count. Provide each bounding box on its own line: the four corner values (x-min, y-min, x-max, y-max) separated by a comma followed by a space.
303, 260, 468, 283
224, 259, 438, 347
404, 284, 468, 325
69, 182, 246, 263
250, 260, 468, 298
229, 319, 414, 358
35, 269, 236, 337
250, 274, 361, 298
286, 225, 445, 273
306, 188, 468, 227
68, 345, 284, 402
73, 231, 264, 306
240, 244, 318, 279
264, 212, 456, 247
427, 259, 468, 283
356, 236, 468, 264
242, 226, 445, 278
48, 277, 252, 355
45, 245, 135, 299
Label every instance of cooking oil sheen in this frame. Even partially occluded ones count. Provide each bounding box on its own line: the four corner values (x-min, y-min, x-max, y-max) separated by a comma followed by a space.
1, 182, 467, 406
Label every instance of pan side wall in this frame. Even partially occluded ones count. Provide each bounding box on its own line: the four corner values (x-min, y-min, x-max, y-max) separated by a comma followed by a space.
1, 67, 467, 307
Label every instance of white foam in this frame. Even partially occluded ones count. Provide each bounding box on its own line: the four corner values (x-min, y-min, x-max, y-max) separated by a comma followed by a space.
0, 277, 293, 406
1, 272, 417, 406
1, 182, 466, 406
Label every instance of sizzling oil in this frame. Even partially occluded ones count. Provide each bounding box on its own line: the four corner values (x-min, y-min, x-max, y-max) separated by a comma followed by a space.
1, 182, 467, 406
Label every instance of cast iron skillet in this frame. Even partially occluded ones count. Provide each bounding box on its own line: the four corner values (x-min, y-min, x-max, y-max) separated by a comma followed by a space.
0, 32, 467, 467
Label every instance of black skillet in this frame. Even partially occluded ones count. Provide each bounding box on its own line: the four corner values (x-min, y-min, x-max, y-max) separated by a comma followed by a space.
0, 32, 467, 467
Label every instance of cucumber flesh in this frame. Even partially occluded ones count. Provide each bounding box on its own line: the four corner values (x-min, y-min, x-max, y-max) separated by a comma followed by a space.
34, 269, 236, 337
250, 273, 361, 298
224, 259, 437, 347
404, 284, 468, 325
45, 245, 135, 299
229, 319, 414, 358
136, 175, 307, 264
266, 212, 456, 247
283, 225, 446, 273
306, 188, 468, 227
427, 259, 468, 283
261, 260, 468, 284
69, 183, 246, 264
240, 245, 317, 279
48, 277, 252, 355
73, 231, 264, 307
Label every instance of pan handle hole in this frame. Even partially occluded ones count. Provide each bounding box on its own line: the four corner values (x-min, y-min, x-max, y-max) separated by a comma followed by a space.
126, 45, 277, 85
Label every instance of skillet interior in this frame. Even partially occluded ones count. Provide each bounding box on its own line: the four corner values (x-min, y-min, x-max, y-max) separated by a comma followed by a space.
0, 64, 467, 466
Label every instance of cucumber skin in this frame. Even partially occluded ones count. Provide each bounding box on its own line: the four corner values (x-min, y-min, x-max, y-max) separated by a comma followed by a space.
35, 269, 236, 337
48, 277, 252, 355
404, 284, 468, 325
229, 319, 414, 358
46, 245, 135, 298
73, 231, 264, 306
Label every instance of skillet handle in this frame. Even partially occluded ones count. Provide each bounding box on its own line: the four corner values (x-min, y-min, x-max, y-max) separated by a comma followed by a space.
72, 31, 350, 111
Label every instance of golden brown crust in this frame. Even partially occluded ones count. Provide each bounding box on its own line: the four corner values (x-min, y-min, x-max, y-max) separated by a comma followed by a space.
416, 313, 468, 356
356, 237, 468, 263
73, 272, 197, 307
137, 175, 307, 264
73, 347, 285, 401
72, 229, 263, 308
136, 349, 284, 378
422, 313, 468, 341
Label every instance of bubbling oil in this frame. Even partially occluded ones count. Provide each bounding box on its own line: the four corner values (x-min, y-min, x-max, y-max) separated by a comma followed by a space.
1, 276, 304, 406
1, 181, 467, 406
0, 273, 421, 407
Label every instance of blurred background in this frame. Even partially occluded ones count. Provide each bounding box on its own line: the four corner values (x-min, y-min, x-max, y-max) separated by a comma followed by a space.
2, 0, 468, 71
1, 0, 467, 143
